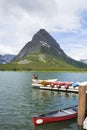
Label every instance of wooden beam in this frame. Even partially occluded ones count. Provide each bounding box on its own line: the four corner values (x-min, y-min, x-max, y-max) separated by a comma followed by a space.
77, 125, 83, 130
78, 85, 86, 126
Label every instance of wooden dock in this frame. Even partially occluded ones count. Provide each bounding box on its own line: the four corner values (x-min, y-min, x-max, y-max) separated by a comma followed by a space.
32, 77, 87, 129
32, 83, 78, 93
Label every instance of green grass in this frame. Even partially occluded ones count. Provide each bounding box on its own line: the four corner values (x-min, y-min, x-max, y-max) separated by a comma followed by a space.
0, 60, 86, 72
0, 52, 87, 71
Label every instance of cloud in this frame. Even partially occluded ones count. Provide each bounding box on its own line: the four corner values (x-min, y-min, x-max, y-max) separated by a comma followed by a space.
67, 46, 87, 60
0, 44, 17, 54
0, 0, 87, 60
1, 0, 86, 33
60, 36, 87, 60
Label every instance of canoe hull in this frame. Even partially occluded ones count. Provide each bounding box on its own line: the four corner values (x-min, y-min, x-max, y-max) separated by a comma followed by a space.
32, 113, 77, 126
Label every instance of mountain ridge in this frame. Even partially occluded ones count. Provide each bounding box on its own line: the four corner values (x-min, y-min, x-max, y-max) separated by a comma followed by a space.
11, 29, 87, 71
0, 54, 15, 64
12, 29, 68, 61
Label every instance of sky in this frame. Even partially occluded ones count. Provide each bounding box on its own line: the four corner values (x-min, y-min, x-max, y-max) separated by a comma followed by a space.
0, 0, 87, 61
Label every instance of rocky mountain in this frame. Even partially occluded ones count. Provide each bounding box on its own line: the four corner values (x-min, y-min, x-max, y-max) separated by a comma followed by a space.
80, 59, 87, 64
0, 54, 15, 64
12, 29, 87, 70
13, 29, 65, 60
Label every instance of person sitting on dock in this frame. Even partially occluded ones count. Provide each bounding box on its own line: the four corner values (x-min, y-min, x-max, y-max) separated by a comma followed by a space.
32, 74, 38, 83
32, 74, 38, 79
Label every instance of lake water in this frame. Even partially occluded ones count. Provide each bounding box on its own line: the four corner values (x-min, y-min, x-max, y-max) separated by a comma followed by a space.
0, 71, 87, 130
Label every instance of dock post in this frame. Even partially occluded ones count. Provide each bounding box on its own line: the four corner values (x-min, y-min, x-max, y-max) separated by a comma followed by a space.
78, 85, 86, 126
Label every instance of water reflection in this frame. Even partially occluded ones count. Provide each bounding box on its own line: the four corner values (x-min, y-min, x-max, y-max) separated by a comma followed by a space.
0, 71, 83, 130
35, 118, 77, 130
32, 89, 78, 112
32, 89, 78, 130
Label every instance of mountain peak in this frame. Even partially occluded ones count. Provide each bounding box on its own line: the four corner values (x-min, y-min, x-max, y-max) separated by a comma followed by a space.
32, 29, 62, 50
38, 29, 46, 33
12, 29, 66, 61
36, 29, 48, 35
12, 29, 87, 69
32, 28, 51, 41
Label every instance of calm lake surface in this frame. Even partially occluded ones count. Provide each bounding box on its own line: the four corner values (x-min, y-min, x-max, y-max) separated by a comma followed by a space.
0, 71, 87, 130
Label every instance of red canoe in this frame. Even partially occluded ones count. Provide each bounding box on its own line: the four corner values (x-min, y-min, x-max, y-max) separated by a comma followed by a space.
32, 105, 78, 126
